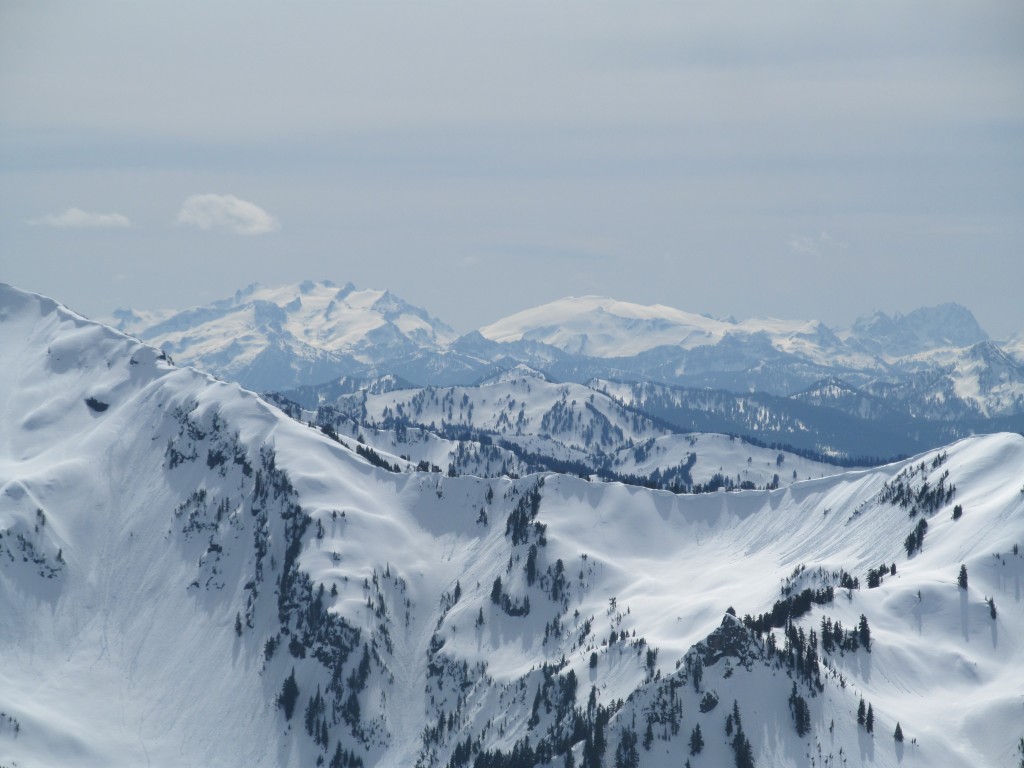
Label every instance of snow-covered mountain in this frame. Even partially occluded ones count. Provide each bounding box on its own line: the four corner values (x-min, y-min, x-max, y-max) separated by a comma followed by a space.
478, 295, 861, 368
843, 303, 989, 358
862, 342, 1024, 421
111, 283, 1024, 418
5, 283, 1024, 767
289, 370, 843, 490
106, 280, 456, 392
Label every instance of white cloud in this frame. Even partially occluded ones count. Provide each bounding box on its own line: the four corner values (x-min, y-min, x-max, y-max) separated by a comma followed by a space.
789, 231, 848, 257
175, 193, 279, 236
28, 207, 132, 229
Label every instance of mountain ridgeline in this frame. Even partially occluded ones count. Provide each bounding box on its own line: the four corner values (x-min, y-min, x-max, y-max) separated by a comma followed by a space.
3, 283, 1024, 767
108, 281, 1024, 463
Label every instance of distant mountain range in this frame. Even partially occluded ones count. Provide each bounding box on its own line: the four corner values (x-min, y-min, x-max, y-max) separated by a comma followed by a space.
105, 281, 1024, 462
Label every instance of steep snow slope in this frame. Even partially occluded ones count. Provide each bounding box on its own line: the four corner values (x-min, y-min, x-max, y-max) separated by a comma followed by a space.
3, 284, 1024, 768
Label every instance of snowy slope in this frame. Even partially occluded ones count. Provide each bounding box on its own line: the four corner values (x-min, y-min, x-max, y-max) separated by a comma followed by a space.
606, 432, 849, 489
3, 284, 1024, 767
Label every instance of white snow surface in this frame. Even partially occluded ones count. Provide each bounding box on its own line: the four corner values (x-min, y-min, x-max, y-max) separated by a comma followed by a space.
3, 284, 1024, 767
478, 295, 860, 364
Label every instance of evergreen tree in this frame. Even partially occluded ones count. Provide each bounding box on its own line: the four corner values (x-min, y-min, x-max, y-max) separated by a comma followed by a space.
865, 704, 874, 734
613, 728, 639, 768
689, 724, 704, 755
789, 682, 811, 737
894, 722, 904, 742
732, 729, 755, 768
958, 565, 968, 590
858, 615, 871, 651
278, 668, 300, 721
857, 698, 866, 726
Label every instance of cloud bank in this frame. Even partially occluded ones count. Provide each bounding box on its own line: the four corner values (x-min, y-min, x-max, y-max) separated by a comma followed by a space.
29, 208, 132, 229
175, 194, 279, 236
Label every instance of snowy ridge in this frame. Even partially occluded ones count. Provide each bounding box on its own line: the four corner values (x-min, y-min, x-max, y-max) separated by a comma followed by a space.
301, 373, 848, 489
3, 284, 1024, 767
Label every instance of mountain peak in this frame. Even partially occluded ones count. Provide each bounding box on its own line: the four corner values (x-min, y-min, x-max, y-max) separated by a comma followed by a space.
479, 296, 736, 357
849, 302, 988, 356
109, 281, 455, 391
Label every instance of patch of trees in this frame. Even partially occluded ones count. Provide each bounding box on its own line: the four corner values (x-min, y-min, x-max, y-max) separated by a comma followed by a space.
460, 689, 617, 768
689, 724, 704, 755
612, 727, 639, 768
693, 472, 734, 494
0, 711, 21, 737
763, 622, 824, 691
819, 615, 871, 654
857, 698, 875, 734
866, 563, 896, 588
506, 482, 546, 546
878, 463, 955, 517
356, 443, 401, 472
278, 668, 299, 720
491, 576, 531, 617
726, 701, 756, 768
85, 396, 109, 412
497, 439, 594, 479
789, 682, 811, 737
742, 587, 835, 635
328, 743, 364, 768
904, 518, 929, 556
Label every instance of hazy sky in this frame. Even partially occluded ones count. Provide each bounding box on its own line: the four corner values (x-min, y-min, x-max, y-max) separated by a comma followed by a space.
2, 1, 1023, 336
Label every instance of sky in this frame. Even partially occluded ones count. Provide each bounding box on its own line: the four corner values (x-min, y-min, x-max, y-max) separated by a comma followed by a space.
2, 1, 1023, 337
